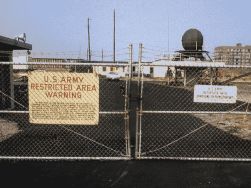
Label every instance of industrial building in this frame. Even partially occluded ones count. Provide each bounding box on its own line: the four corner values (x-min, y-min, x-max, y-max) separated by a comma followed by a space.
0, 35, 32, 109
214, 43, 251, 65
28, 56, 83, 71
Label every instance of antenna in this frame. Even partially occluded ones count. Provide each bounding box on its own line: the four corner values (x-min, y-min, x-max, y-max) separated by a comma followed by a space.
78, 45, 82, 59
87, 18, 91, 61
102, 49, 104, 62
15, 33, 26, 43
113, 9, 116, 63
168, 16, 170, 54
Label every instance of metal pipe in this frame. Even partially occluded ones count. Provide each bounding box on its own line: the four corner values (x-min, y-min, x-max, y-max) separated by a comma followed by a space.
123, 49, 131, 157
138, 43, 144, 158
135, 110, 139, 158
0, 62, 129, 66
138, 157, 251, 161
140, 111, 251, 115
183, 68, 187, 86
0, 156, 130, 160
210, 68, 213, 85
0, 110, 127, 114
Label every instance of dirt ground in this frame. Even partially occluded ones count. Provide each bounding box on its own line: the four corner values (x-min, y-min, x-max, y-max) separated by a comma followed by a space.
0, 118, 21, 142
193, 83, 251, 141
195, 114, 251, 140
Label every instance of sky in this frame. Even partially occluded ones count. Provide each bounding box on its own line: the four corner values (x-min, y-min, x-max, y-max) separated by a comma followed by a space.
1, 0, 251, 60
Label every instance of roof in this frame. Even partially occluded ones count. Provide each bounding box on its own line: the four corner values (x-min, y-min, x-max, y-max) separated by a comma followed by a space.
0, 35, 32, 51
215, 45, 251, 50
148, 60, 231, 68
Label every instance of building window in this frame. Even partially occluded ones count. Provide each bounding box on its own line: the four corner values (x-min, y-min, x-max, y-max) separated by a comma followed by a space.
132, 66, 135, 72
150, 67, 154, 74
110, 67, 116, 72
103, 67, 106, 72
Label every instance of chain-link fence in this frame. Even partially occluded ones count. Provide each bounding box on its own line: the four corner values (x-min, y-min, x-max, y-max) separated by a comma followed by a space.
2, 59, 251, 161
0, 62, 131, 160
136, 62, 251, 161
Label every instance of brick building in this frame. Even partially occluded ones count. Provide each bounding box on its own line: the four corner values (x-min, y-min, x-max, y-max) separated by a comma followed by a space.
214, 43, 251, 65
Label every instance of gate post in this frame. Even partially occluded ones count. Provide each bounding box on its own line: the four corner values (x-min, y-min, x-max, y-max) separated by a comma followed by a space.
124, 44, 133, 157
135, 43, 143, 159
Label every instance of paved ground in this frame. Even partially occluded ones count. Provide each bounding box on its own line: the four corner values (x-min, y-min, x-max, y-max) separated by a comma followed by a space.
0, 160, 250, 188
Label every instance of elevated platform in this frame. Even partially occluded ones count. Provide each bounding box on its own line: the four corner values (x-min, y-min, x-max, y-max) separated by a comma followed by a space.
144, 60, 251, 68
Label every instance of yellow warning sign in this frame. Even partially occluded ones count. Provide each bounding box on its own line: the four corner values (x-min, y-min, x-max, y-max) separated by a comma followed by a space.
28, 71, 99, 125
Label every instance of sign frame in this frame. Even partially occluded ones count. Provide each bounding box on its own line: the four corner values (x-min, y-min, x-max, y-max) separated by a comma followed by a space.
194, 85, 237, 104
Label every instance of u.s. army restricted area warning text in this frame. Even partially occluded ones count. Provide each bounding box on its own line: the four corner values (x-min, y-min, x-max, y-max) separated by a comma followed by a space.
28, 71, 99, 125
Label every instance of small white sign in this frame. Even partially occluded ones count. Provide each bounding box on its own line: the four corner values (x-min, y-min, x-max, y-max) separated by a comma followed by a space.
194, 85, 237, 104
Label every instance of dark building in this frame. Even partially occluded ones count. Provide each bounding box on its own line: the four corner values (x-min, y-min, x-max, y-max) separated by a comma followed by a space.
0, 35, 32, 109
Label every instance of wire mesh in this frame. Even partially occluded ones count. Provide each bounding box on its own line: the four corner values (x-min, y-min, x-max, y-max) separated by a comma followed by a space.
136, 64, 251, 161
0, 62, 131, 160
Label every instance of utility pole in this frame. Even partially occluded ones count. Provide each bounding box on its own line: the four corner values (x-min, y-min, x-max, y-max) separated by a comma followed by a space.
113, 9, 116, 63
87, 18, 91, 61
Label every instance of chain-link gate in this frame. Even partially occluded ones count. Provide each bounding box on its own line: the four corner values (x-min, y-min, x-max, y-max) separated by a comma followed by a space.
2, 60, 251, 161
136, 62, 251, 161
0, 62, 131, 160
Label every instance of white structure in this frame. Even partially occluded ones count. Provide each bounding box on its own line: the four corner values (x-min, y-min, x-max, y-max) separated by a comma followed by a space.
145, 60, 226, 78
93, 61, 145, 77
93, 63, 127, 77
14, 33, 26, 43
13, 54, 28, 70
